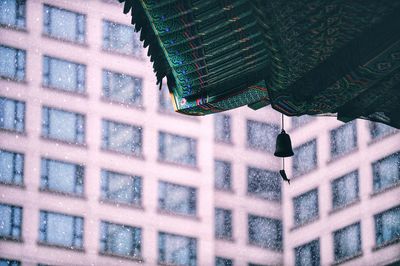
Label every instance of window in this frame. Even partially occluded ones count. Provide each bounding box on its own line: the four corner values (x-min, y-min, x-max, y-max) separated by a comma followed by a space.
247, 166, 281, 201
215, 208, 232, 240
39, 211, 83, 249
292, 139, 317, 177
100, 170, 142, 206
0, 203, 22, 240
247, 120, 279, 153
102, 20, 142, 57
216, 257, 233, 266
0, 97, 25, 133
42, 107, 85, 144
374, 206, 400, 246
100, 221, 141, 258
369, 122, 397, 140
102, 70, 143, 106
214, 159, 232, 191
43, 56, 86, 93
0, 149, 23, 186
0, 259, 20, 266
0, 0, 26, 28
158, 132, 197, 167
40, 158, 84, 196
159, 84, 175, 113
291, 115, 314, 129
101, 119, 142, 156
0, 45, 25, 81
372, 152, 400, 192
215, 114, 232, 143
248, 214, 282, 250
294, 239, 320, 266
43, 5, 85, 43
333, 222, 361, 262
331, 171, 359, 210
158, 181, 196, 216
158, 232, 197, 266
330, 122, 357, 158
293, 189, 319, 226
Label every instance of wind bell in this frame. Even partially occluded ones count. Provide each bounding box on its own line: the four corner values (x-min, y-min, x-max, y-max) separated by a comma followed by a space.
274, 114, 294, 184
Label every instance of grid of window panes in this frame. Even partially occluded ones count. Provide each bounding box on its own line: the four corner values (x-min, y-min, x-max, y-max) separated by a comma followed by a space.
42, 106, 85, 144
0, 149, 24, 186
0, 0, 26, 29
100, 169, 142, 206
158, 131, 197, 167
248, 214, 282, 250
101, 119, 142, 156
99, 221, 142, 258
0, 45, 25, 81
158, 181, 196, 216
247, 120, 279, 153
372, 152, 400, 193
215, 208, 233, 240
214, 159, 232, 191
102, 20, 142, 57
333, 222, 362, 262
42, 56, 86, 93
331, 170, 359, 210
374, 205, 400, 247
214, 114, 232, 143
40, 158, 84, 196
0, 97, 25, 133
292, 139, 317, 177
158, 232, 197, 266
215, 257, 233, 266
43, 5, 86, 43
247, 166, 281, 201
369, 122, 398, 140
39, 211, 83, 249
0, 203, 22, 240
102, 69, 143, 106
293, 189, 319, 226
330, 122, 357, 158
294, 239, 320, 266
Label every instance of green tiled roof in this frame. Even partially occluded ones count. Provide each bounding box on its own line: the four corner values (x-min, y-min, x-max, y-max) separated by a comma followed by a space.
119, 0, 400, 128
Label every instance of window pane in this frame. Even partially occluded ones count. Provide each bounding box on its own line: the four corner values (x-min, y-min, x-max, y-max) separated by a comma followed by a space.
101, 120, 142, 156
372, 152, 400, 192
0, 97, 25, 132
215, 257, 233, 266
332, 171, 359, 209
158, 132, 197, 166
215, 114, 232, 143
0, 149, 24, 185
159, 84, 175, 113
101, 170, 142, 205
100, 221, 141, 258
294, 189, 318, 226
369, 122, 398, 139
214, 160, 231, 191
295, 239, 320, 266
41, 158, 84, 195
43, 5, 85, 43
0, 45, 25, 81
158, 181, 196, 216
247, 167, 281, 201
247, 120, 279, 152
333, 223, 361, 261
291, 115, 314, 129
102, 70, 143, 106
248, 215, 282, 250
0, 203, 22, 239
158, 232, 197, 266
215, 208, 232, 239
375, 206, 400, 246
293, 140, 317, 177
102, 20, 142, 57
0, 258, 21, 266
330, 122, 357, 157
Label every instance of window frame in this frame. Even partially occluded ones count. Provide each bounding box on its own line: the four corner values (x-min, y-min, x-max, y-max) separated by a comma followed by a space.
158, 231, 197, 266
372, 152, 400, 193
214, 159, 232, 191
333, 222, 362, 263
292, 139, 317, 177
0, 149, 24, 186
331, 170, 359, 210
0, 0, 26, 29
294, 238, 320, 266
158, 131, 197, 167
374, 205, 400, 247
158, 181, 197, 217
247, 166, 281, 201
0, 96, 25, 133
248, 214, 282, 250
215, 207, 233, 240
293, 188, 319, 227
0, 203, 22, 241
0, 44, 26, 82
214, 114, 232, 144
246, 119, 279, 153
330, 122, 358, 159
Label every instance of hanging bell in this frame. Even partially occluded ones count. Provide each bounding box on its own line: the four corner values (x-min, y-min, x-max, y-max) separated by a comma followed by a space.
274, 129, 294, 157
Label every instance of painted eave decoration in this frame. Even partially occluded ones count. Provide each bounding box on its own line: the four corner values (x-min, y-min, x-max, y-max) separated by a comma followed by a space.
118, 0, 400, 129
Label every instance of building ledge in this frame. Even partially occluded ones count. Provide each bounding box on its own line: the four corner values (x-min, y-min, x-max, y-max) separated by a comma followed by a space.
0, 128, 26, 137
215, 188, 235, 194
99, 199, 144, 211
100, 97, 145, 111
157, 208, 200, 221
0, 76, 27, 84
331, 251, 363, 266
40, 136, 87, 148
37, 241, 85, 253
368, 131, 399, 146
39, 188, 86, 200
0, 24, 28, 33
247, 242, 283, 253
215, 236, 235, 243
370, 182, 400, 198
101, 48, 144, 61
99, 251, 143, 263
245, 192, 281, 203
100, 147, 145, 160
292, 166, 319, 180
157, 159, 199, 171
42, 33, 89, 48
0, 236, 23, 243
290, 215, 320, 232
0, 182, 25, 189
372, 237, 400, 251
42, 85, 88, 99
328, 198, 361, 215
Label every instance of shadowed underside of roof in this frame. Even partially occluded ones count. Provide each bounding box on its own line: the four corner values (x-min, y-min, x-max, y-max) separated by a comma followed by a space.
118, 0, 400, 129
